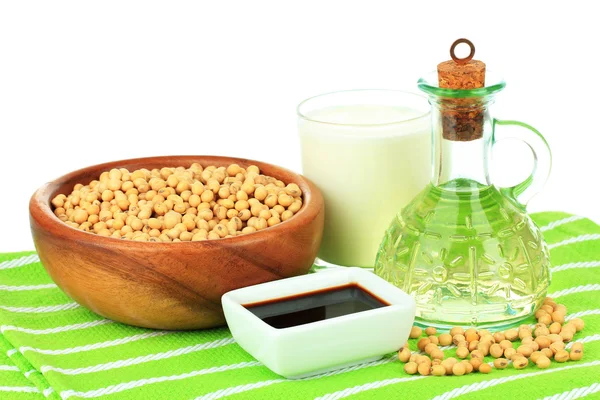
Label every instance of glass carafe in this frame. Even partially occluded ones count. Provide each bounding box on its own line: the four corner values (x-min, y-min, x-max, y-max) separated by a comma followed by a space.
374, 72, 552, 329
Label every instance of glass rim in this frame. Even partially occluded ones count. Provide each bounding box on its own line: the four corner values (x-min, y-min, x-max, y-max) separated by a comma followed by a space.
296, 89, 430, 127
417, 70, 506, 98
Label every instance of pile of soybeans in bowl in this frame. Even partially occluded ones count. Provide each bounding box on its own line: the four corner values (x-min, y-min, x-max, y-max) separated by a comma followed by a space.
50, 163, 304, 242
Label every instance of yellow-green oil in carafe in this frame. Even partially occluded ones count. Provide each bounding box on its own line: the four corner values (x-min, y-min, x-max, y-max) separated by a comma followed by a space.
375, 178, 550, 328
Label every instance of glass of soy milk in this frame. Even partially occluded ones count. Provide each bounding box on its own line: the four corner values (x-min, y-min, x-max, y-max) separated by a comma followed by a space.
297, 90, 431, 268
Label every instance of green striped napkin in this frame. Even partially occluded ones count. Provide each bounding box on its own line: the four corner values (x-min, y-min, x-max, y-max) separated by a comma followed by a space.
1, 211, 599, 400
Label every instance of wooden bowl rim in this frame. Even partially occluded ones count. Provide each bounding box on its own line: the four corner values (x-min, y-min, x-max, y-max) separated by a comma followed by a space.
30, 155, 323, 250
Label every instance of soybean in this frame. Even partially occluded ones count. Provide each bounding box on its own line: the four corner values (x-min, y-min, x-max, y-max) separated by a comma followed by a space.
51, 163, 304, 241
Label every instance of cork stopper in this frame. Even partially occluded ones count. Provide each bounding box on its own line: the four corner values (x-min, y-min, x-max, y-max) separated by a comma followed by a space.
437, 39, 486, 141
438, 39, 486, 89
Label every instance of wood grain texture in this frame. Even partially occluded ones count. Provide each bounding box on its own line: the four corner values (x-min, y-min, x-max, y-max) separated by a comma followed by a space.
29, 155, 324, 330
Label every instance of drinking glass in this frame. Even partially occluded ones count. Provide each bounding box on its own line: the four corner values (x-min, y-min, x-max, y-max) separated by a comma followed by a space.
297, 89, 431, 268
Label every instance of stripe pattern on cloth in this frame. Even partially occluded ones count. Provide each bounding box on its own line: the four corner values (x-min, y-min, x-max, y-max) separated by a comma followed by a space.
0, 212, 599, 400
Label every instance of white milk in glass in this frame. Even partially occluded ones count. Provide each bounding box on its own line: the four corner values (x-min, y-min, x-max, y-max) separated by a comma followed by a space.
298, 99, 430, 267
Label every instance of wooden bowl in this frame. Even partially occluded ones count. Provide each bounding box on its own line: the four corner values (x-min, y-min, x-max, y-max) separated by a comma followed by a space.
29, 155, 324, 330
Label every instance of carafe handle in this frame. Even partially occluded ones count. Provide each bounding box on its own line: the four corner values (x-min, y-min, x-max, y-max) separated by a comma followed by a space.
491, 119, 552, 207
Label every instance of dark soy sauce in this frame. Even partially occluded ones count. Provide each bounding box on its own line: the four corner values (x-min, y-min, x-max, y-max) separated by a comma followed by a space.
243, 283, 390, 329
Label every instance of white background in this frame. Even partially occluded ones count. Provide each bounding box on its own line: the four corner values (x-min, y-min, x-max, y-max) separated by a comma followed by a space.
1, 1, 599, 252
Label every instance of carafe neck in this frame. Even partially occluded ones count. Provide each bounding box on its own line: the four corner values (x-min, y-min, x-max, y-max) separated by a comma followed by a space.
429, 95, 494, 190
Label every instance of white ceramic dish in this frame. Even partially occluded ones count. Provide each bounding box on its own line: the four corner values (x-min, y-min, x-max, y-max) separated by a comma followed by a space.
221, 267, 416, 379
